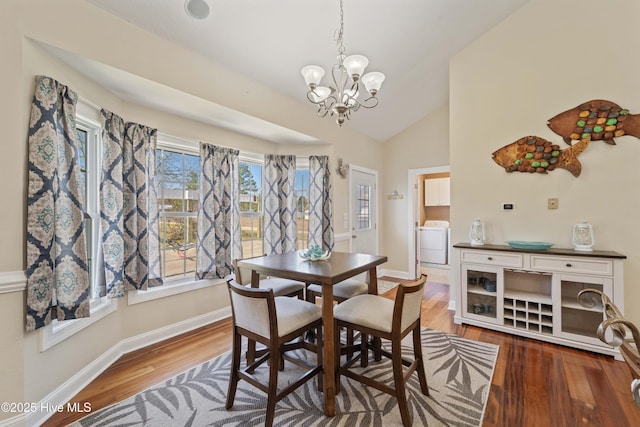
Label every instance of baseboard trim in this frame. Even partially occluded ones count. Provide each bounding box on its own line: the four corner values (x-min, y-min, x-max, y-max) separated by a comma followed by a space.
26, 306, 232, 427
379, 268, 410, 280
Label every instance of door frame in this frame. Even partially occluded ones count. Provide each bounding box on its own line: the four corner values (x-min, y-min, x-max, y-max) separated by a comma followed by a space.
407, 165, 450, 278
349, 164, 379, 254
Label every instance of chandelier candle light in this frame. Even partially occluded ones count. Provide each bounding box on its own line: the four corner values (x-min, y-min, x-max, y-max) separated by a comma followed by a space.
301, 0, 385, 126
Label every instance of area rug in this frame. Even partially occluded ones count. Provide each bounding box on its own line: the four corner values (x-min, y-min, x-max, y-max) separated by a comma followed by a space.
377, 279, 400, 294
70, 328, 498, 427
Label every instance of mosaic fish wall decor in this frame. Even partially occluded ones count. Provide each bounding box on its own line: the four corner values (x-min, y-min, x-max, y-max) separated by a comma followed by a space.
548, 100, 640, 145
492, 136, 590, 177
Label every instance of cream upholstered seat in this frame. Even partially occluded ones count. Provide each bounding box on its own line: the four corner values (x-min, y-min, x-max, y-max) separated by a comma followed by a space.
226, 280, 323, 427
234, 256, 305, 299
334, 274, 429, 427
306, 277, 369, 302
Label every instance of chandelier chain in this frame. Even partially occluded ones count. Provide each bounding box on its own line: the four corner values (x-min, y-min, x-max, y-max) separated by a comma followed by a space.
335, 0, 345, 57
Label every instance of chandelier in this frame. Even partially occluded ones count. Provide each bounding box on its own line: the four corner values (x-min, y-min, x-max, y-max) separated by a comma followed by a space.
300, 0, 385, 126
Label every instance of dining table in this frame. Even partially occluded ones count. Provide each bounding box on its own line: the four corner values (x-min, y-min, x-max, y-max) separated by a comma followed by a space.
236, 250, 388, 417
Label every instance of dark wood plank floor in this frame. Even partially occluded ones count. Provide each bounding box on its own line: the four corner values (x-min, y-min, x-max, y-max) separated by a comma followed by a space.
43, 278, 640, 426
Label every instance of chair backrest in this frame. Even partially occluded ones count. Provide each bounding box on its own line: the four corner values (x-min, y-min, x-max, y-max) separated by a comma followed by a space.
233, 255, 267, 286
579, 288, 640, 408
227, 279, 276, 339
393, 274, 427, 332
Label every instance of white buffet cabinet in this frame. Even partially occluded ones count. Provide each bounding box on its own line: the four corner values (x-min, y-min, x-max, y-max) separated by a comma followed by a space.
452, 242, 626, 357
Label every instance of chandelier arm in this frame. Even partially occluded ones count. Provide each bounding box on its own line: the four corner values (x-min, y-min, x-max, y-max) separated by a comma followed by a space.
354, 95, 379, 109
306, 91, 324, 105
317, 107, 330, 118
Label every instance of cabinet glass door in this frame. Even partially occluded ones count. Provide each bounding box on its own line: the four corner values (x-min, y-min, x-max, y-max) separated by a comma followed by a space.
554, 274, 612, 345
462, 265, 500, 323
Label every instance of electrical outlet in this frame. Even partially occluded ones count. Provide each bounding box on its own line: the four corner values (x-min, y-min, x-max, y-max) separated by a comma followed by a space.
548, 198, 558, 210
502, 202, 514, 210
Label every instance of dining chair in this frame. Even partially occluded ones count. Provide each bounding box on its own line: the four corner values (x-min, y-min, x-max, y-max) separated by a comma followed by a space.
226, 280, 323, 427
234, 255, 305, 299
578, 288, 640, 408
333, 274, 429, 427
306, 277, 369, 356
306, 277, 369, 304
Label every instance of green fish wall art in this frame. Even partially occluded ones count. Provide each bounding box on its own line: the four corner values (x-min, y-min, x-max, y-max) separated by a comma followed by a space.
492, 136, 589, 177
547, 100, 640, 145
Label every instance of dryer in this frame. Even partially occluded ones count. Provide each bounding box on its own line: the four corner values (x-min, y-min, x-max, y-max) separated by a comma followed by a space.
419, 220, 449, 264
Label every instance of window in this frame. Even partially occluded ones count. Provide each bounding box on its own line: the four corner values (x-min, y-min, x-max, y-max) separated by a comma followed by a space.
76, 117, 102, 300
239, 160, 263, 258
356, 184, 371, 230
41, 114, 117, 351
238, 158, 311, 255
156, 148, 200, 281
295, 167, 310, 249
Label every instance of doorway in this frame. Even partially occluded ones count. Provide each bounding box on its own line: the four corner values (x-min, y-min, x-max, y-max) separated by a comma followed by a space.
407, 166, 450, 280
350, 165, 378, 255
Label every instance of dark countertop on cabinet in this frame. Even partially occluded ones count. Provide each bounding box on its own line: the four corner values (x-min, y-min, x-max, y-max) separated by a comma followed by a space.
453, 242, 626, 259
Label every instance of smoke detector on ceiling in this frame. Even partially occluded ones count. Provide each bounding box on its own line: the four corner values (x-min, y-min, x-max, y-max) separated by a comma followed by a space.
185, 0, 210, 20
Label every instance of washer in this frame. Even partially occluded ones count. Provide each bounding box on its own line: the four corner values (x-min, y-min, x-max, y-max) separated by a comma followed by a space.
419, 220, 449, 264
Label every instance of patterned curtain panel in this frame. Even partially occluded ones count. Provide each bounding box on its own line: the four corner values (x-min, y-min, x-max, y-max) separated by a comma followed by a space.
197, 143, 241, 280
263, 154, 297, 255
26, 76, 89, 332
308, 155, 334, 251
100, 109, 162, 296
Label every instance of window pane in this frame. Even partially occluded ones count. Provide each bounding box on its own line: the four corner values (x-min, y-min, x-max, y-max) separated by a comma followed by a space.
357, 184, 371, 230
296, 168, 309, 249
239, 161, 263, 257
157, 148, 199, 280
77, 128, 88, 199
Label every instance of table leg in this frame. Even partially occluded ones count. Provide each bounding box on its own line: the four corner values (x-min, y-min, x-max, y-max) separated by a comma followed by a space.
368, 268, 382, 361
246, 270, 260, 366
367, 268, 379, 295
322, 282, 336, 417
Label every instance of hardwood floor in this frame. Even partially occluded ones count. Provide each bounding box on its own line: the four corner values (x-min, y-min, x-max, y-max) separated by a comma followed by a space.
43, 278, 640, 426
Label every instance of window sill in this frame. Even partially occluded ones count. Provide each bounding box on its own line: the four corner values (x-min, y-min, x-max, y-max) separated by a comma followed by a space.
39, 297, 118, 352
127, 276, 227, 305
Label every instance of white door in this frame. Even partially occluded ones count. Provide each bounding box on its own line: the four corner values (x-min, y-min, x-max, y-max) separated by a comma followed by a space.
350, 167, 377, 254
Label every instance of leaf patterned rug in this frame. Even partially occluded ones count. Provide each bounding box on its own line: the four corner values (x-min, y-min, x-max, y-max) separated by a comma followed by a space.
377, 279, 400, 294
70, 328, 498, 426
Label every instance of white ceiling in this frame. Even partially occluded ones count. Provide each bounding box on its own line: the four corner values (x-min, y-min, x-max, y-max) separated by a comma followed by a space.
78, 0, 530, 143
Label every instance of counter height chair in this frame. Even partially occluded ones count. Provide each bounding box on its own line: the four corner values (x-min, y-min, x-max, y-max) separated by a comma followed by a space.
234, 256, 305, 299
334, 274, 429, 427
306, 277, 369, 356
226, 280, 323, 427
578, 288, 640, 408
305, 277, 369, 303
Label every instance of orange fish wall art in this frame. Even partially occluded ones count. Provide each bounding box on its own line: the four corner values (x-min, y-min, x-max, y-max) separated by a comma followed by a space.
493, 99, 640, 177
492, 136, 589, 177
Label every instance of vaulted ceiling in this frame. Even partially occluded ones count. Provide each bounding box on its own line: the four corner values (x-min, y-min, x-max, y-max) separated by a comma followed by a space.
78, 0, 530, 142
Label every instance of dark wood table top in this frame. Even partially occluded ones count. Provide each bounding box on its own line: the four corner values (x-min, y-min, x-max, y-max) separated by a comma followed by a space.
237, 251, 388, 284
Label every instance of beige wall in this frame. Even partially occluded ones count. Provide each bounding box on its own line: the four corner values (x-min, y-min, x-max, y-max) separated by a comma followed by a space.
450, 0, 640, 324
381, 104, 450, 273
0, 0, 381, 420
